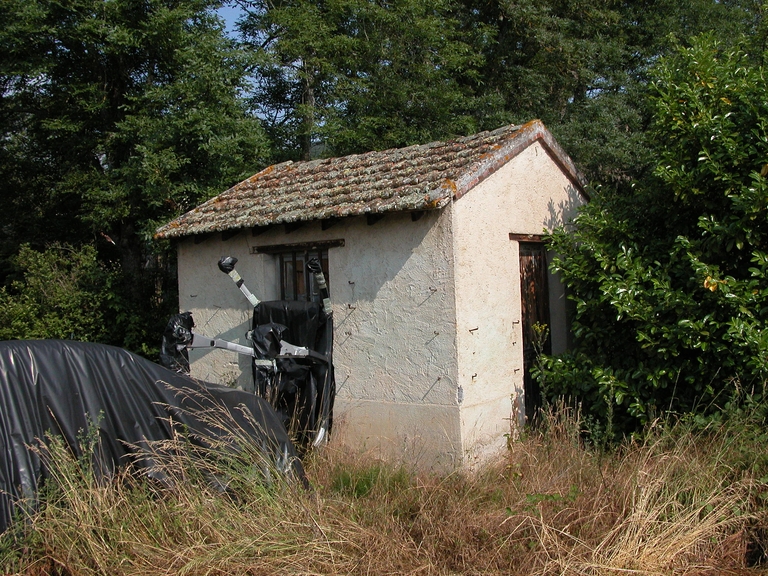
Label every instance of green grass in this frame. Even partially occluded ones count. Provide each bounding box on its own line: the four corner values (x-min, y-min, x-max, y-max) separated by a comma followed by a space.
2, 401, 767, 575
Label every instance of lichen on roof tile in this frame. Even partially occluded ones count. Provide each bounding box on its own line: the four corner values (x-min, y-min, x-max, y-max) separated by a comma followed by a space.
154, 121, 576, 239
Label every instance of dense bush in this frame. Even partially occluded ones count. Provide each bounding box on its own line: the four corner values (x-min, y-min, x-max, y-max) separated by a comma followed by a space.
0, 244, 118, 344
542, 35, 768, 435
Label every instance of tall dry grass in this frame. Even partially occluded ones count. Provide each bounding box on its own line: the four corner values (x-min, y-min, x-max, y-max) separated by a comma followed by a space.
1, 403, 766, 576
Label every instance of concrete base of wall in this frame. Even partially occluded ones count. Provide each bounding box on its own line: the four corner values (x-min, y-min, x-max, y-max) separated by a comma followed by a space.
332, 397, 463, 470
459, 394, 518, 467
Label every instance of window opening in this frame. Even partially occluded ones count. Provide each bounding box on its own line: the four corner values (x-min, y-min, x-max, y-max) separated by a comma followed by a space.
279, 249, 330, 301
253, 239, 341, 302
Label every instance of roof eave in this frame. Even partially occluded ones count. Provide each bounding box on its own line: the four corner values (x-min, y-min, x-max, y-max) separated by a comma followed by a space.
154, 195, 451, 240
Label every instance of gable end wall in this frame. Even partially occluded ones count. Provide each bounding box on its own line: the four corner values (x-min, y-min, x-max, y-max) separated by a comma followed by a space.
452, 141, 585, 463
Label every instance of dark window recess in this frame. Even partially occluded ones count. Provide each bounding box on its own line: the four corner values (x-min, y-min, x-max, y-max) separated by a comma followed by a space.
279, 249, 330, 301
253, 239, 343, 302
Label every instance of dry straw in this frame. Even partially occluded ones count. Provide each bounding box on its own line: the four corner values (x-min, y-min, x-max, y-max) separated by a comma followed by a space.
1, 400, 765, 575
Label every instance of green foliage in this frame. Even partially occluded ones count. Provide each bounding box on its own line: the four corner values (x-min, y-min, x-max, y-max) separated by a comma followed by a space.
0, 244, 118, 343
542, 35, 768, 434
0, 0, 267, 244
547, 0, 764, 185
679, 387, 768, 483
241, 0, 486, 160
0, 0, 270, 352
320, 0, 486, 155
330, 463, 412, 498
239, 0, 765, 181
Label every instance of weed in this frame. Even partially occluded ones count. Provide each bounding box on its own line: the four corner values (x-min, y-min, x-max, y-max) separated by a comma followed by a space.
2, 402, 766, 575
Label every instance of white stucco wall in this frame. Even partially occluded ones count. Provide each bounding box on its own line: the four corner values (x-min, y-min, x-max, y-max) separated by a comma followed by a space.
451, 141, 585, 463
330, 210, 461, 468
177, 209, 462, 468
177, 238, 261, 388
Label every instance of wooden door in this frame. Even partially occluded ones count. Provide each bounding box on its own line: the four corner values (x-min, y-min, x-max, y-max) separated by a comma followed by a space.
519, 242, 551, 424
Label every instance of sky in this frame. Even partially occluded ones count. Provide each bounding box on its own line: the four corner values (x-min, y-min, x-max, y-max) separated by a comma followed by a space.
216, 5, 244, 36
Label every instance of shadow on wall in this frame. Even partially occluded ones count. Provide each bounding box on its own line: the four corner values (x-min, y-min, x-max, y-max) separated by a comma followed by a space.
188, 316, 253, 387
543, 183, 585, 232
331, 210, 457, 406
333, 211, 445, 338
335, 211, 441, 305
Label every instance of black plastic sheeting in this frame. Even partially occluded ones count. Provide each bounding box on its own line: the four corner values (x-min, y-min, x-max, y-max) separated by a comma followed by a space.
252, 301, 335, 450
0, 339, 305, 532
159, 310, 194, 373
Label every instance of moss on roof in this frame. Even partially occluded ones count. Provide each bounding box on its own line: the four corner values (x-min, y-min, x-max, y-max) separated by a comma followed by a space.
155, 120, 584, 239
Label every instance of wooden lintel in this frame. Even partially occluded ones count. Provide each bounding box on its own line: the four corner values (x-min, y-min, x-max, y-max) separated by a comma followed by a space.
509, 233, 546, 243
411, 210, 425, 222
221, 229, 241, 242
251, 225, 271, 237
285, 221, 305, 234
253, 238, 345, 254
321, 218, 340, 231
367, 213, 385, 226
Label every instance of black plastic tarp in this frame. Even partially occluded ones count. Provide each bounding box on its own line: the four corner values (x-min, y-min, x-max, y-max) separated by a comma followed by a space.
252, 301, 335, 449
0, 339, 304, 532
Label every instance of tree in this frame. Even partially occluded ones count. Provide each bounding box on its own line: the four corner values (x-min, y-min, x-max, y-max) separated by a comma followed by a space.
461, 0, 765, 185
239, 0, 765, 180
0, 0, 269, 351
319, 0, 486, 155
541, 35, 768, 434
239, 0, 488, 160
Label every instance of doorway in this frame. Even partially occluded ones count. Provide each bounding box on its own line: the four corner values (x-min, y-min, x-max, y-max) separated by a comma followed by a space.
519, 241, 552, 424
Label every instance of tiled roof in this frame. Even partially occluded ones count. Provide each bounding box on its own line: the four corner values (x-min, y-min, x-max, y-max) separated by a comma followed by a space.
155, 120, 585, 239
